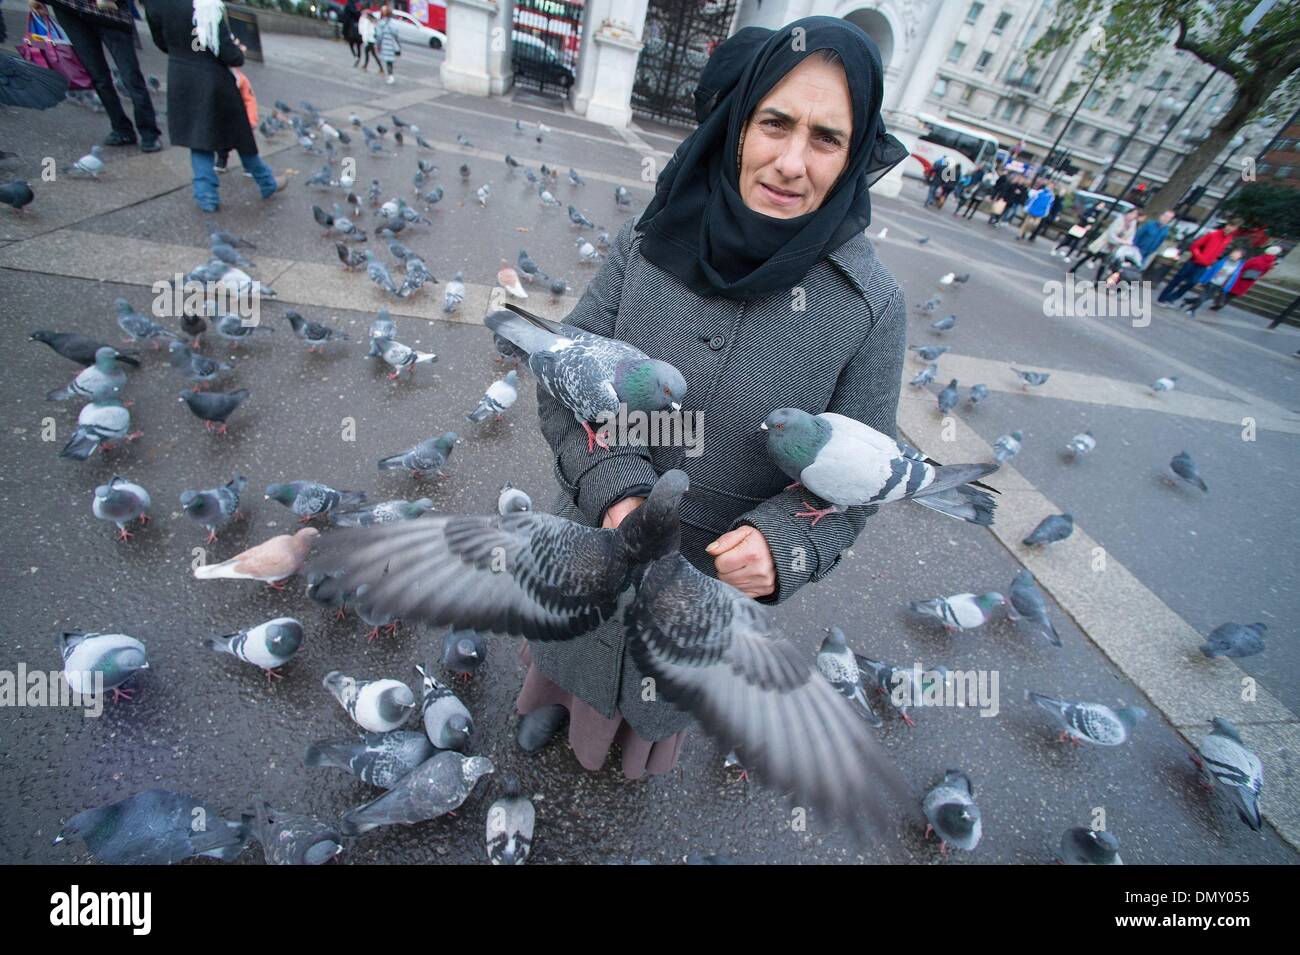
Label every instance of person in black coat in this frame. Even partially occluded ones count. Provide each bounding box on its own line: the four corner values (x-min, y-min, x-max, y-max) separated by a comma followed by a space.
340, 0, 362, 65
144, 0, 286, 212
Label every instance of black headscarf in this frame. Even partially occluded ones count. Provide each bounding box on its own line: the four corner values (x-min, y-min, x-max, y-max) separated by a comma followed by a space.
635, 17, 908, 302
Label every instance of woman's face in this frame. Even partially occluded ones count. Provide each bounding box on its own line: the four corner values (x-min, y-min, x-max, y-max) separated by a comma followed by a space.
738, 55, 853, 218
380, 4, 391, 15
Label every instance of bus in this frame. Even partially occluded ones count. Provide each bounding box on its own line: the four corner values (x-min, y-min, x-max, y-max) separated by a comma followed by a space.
908, 113, 1001, 180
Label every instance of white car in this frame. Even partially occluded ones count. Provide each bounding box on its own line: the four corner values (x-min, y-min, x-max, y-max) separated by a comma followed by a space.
364, 8, 445, 49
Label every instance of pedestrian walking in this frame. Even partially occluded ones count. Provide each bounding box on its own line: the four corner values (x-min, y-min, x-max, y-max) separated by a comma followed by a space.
145, 0, 288, 213
958, 166, 995, 219
1015, 181, 1054, 241
935, 162, 962, 210
986, 172, 1015, 226
359, 8, 377, 71
1156, 221, 1235, 306
28, 0, 162, 151
1133, 209, 1175, 268
1053, 202, 1099, 261
374, 4, 401, 85
1070, 208, 1137, 280
340, 0, 362, 65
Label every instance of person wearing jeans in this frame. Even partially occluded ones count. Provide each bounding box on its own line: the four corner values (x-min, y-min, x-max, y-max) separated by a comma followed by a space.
32, 0, 161, 150
145, 0, 287, 212
1157, 223, 1234, 306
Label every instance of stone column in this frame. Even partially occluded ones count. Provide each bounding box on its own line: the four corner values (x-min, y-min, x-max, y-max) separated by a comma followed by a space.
440, 0, 515, 97
571, 0, 648, 128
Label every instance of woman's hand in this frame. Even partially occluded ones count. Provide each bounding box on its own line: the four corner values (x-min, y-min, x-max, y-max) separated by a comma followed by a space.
706, 526, 776, 599
601, 496, 645, 530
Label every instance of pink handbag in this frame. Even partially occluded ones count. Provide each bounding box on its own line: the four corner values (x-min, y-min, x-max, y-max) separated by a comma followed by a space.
19, 13, 94, 91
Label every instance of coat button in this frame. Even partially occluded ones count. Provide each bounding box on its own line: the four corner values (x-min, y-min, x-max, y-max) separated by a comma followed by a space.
707, 335, 726, 351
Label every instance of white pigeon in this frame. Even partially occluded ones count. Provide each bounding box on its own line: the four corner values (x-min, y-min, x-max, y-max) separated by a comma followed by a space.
940, 272, 955, 285
467, 370, 519, 423
72, 145, 105, 178
323, 671, 416, 733
877, 227, 888, 239
443, 271, 465, 313
1065, 431, 1096, 457
1151, 376, 1178, 394
910, 592, 1006, 632
476, 184, 490, 207
576, 237, 600, 263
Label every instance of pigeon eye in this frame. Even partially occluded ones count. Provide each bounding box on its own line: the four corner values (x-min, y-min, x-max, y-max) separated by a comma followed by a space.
775, 423, 783, 430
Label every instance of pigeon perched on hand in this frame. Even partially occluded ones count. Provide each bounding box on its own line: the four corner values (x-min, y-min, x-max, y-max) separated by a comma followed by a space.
486, 776, 535, 865
205, 617, 304, 681
415, 663, 474, 748
193, 527, 318, 587
815, 626, 882, 727
92, 476, 150, 541
761, 408, 998, 526
1028, 692, 1146, 746
305, 730, 436, 790
308, 469, 912, 836
1007, 569, 1061, 646
242, 797, 342, 866
47, 346, 127, 402
61, 399, 139, 460
1168, 451, 1207, 492
1022, 513, 1073, 546
30, 331, 140, 368
59, 630, 148, 702
54, 790, 248, 865
1200, 622, 1267, 659
331, 498, 434, 527
1193, 718, 1263, 831
467, 370, 518, 423
485, 304, 686, 453
266, 481, 366, 521
993, 431, 1022, 463
1060, 827, 1123, 865
179, 388, 249, 434
378, 432, 458, 477
181, 475, 246, 542
923, 770, 981, 855
323, 671, 417, 733
340, 750, 494, 836
910, 592, 1005, 633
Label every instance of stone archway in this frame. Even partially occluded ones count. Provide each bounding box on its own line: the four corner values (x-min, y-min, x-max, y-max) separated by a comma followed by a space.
842, 7, 894, 69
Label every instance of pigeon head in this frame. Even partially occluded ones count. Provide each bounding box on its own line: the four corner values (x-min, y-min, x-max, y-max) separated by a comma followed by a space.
378, 685, 417, 724
445, 714, 472, 750
936, 801, 980, 839
620, 470, 689, 561
303, 838, 344, 865
462, 755, 495, 786
265, 484, 296, 506
455, 638, 479, 661
29, 331, 56, 346
1088, 829, 1121, 854
266, 621, 304, 657
106, 645, 150, 681
114, 298, 132, 315
285, 312, 305, 332
1118, 707, 1147, 732
408, 498, 435, 514
977, 592, 1006, 613
180, 490, 205, 514
435, 432, 459, 455
819, 626, 849, 654
53, 805, 112, 846
614, 359, 687, 414
761, 408, 832, 479
1011, 431, 1023, 442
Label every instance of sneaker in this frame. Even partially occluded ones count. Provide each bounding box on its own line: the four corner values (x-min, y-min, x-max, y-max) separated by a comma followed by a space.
517, 704, 568, 753
214, 161, 228, 174
104, 130, 136, 147
386, 75, 395, 85
140, 137, 161, 153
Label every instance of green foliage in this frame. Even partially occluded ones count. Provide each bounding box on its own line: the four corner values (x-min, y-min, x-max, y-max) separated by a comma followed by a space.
1224, 182, 1300, 240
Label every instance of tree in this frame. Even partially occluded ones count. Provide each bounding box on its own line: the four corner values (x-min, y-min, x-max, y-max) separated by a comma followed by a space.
1029, 0, 1300, 216
1224, 182, 1300, 239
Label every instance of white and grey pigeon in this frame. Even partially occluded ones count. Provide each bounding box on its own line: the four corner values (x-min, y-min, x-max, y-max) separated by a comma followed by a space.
441, 628, 487, 683
305, 730, 436, 789
339, 750, 494, 836
1028, 692, 1146, 746
923, 770, 981, 855
761, 408, 998, 526
181, 474, 246, 543
378, 432, 458, 477
265, 481, 366, 520
484, 304, 686, 453
286, 311, 348, 351
815, 626, 882, 727
910, 344, 948, 361
568, 204, 594, 227
61, 399, 137, 460
242, 797, 343, 865
1169, 451, 1208, 492
1150, 376, 1178, 394
856, 655, 939, 727
910, 592, 1005, 633
54, 790, 248, 865
1060, 827, 1122, 864
211, 237, 255, 270
1200, 622, 1267, 659
48, 346, 127, 402
992, 431, 1022, 463
497, 482, 532, 516
486, 776, 535, 865
1065, 430, 1096, 457
59, 630, 148, 702
517, 249, 546, 283
1022, 513, 1073, 546
204, 616, 304, 681
915, 295, 941, 313
576, 236, 601, 263
364, 250, 401, 296
615, 185, 631, 207
443, 271, 465, 313
70, 145, 105, 177
467, 370, 519, 423
368, 308, 396, 357
967, 384, 988, 406
92, 476, 151, 541
378, 338, 436, 380
168, 341, 230, 390
213, 312, 273, 347
1193, 718, 1263, 831
115, 298, 180, 348
1007, 569, 1061, 646
331, 498, 435, 527
323, 671, 417, 733
414, 663, 474, 749
1012, 368, 1051, 389
909, 363, 937, 388
307, 469, 913, 836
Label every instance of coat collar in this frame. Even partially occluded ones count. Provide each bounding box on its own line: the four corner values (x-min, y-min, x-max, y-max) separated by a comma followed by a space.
825, 232, 877, 298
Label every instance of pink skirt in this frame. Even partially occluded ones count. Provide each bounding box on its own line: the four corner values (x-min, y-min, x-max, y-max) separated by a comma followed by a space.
515, 642, 687, 779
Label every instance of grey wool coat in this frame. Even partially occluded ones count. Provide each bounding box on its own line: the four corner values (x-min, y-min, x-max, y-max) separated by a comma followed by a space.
529, 216, 907, 741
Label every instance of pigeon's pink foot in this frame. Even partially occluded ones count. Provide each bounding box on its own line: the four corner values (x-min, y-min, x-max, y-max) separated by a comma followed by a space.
784, 481, 802, 491
901, 712, 916, 728
365, 627, 381, 643
581, 420, 609, 453
122, 399, 135, 408
116, 527, 134, 542
138, 514, 151, 526
458, 672, 473, 684
205, 530, 218, 544
794, 502, 836, 526
266, 579, 287, 591
387, 370, 401, 381
334, 607, 347, 621
735, 769, 749, 783
383, 621, 401, 637
924, 823, 933, 840
939, 841, 949, 857
126, 430, 144, 443
266, 668, 284, 683
1189, 753, 1205, 771
111, 687, 135, 702
299, 514, 316, 523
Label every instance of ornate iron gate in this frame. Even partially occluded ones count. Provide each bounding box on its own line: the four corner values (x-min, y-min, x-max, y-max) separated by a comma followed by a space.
632, 0, 737, 126
512, 0, 585, 96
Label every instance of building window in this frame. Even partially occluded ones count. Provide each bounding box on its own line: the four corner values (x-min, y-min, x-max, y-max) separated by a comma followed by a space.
1089, 128, 1106, 147
1081, 50, 1096, 67
1023, 66, 1040, 87
993, 11, 1012, 34
1133, 103, 1149, 122
1043, 114, 1060, 133
948, 41, 967, 63
1107, 97, 1127, 116
1001, 99, 1017, 120
933, 77, 949, 98
1084, 90, 1102, 109
961, 85, 977, 104
966, 2, 984, 24
975, 50, 993, 72
1066, 122, 1085, 141
1062, 80, 1081, 101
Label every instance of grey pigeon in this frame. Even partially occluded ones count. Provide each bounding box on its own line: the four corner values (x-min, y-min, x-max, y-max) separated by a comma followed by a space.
1012, 367, 1050, 388
415, 663, 474, 749
1060, 827, 1123, 864
179, 388, 249, 433
855, 655, 934, 727
576, 236, 600, 262
0, 179, 35, 211
923, 770, 981, 855
1194, 718, 1263, 831
339, 750, 494, 836
1151, 376, 1178, 394
1169, 451, 1207, 492
1007, 569, 1061, 646
967, 384, 988, 406
568, 204, 594, 227
909, 363, 937, 388
115, 298, 180, 348
368, 308, 396, 357
266, 481, 366, 520
212, 229, 255, 250
59, 630, 148, 701
615, 185, 630, 207
211, 238, 255, 269
420, 185, 444, 206
305, 730, 436, 789
816, 626, 882, 727
61, 398, 137, 460
331, 498, 434, 527
47, 346, 126, 402
181, 474, 247, 542
303, 163, 332, 188
92, 475, 151, 540
1022, 513, 1073, 546
467, 370, 519, 422
497, 482, 532, 515
213, 312, 273, 347
910, 592, 1005, 632
443, 271, 465, 313
54, 789, 248, 864
307, 469, 912, 836
916, 235, 930, 245
486, 776, 535, 865
364, 250, 401, 296
286, 310, 348, 351
915, 295, 942, 313
1028, 692, 1146, 746
930, 313, 956, 332
568, 168, 585, 186
549, 277, 569, 296
993, 431, 1022, 463
909, 344, 948, 361
323, 670, 417, 733
936, 379, 959, 414
378, 432, 458, 477
331, 203, 367, 241
168, 341, 230, 389
484, 304, 685, 452
441, 629, 487, 683
762, 408, 999, 526
378, 338, 436, 379
243, 797, 342, 865
205, 616, 304, 680
1200, 622, 1267, 659
354, 584, 401, 642
517, 249, 546, 282
1065, 431, 1096, 457
29, 331, 140, 368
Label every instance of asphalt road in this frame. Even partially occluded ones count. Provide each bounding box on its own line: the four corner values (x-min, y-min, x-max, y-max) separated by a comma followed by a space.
0, 22, 1295, 865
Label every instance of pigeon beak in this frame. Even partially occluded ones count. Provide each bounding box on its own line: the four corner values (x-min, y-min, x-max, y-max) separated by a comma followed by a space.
759, 422, 769, 430
52, 833, 64, 846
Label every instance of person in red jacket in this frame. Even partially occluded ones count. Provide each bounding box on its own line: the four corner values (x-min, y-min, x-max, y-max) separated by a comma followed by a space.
1214, 244, 1280, 311
1157, 221, 1237, 306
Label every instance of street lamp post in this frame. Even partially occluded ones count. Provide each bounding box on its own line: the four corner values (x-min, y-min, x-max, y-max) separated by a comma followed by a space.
1039, 46, 1114, 180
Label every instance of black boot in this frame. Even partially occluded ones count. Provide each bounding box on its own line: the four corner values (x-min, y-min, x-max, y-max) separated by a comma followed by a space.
517, 704, 568, 753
